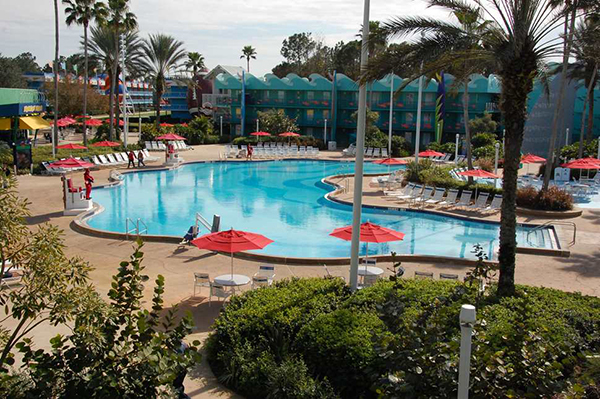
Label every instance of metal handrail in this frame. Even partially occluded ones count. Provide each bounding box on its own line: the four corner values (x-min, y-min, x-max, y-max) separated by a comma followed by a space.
125, 218, 138, 239
137, 219, 148, 235
526, 220, 576, 247
196, 213, 212, 232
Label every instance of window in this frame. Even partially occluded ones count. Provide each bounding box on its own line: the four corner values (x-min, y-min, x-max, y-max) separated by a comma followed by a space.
307, 127, 314, 136
307, 91, 314, 100
423, 113, 432, 123
405, 93, 414, 103
405, 112, 414, 123
306, 109, 314, 120
323, 110, 330, 120
323, 91, 331, 100
235, 108, 241, 118
278, 90, 285, 100
424, 93, 434, 103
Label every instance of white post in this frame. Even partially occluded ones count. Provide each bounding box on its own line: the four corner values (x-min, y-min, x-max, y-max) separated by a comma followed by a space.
455, 133, 460, 164
349, 0, 370, 292
565, 127, 569, 146
138, 115, 142, 141
388, 73, 394, 156
458, 304, 476, 399
324, 118, 328, 143
256, 119, 259, 132
494, 142, 500, 188
121, 37, 128, 148
414, 58, 424, 163
220, 115, 223, 136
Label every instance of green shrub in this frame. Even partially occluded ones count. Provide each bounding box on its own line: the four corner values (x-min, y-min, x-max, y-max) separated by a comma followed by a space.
473, 144, 499, 159
472, 132, 497, 148
475, 157, 495, 172
428, 141, 456, 154
516, 186, 574, 211
140, 123, 165, 142
391, 135, 411, 157
560, 139, 599, 160
265, 356, 338, 399
93, 124, 121, 141
203, 135, 220, 144
31, 146, 127, 175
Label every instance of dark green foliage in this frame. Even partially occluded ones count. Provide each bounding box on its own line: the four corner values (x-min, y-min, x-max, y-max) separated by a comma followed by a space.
471, 133, 497, 149
208, 277, 600, 398
94, 123, 121, 141
516, 186, 574, 211
256, 109, 299, 135
469, 112, 498, 136
428, 141, 456, 154
560, 139, 599, 160
140, 116, 215, 145
391, 135, 411, 157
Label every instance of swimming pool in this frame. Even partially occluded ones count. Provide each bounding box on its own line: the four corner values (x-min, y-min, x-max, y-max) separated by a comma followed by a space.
87, 160, 554, 259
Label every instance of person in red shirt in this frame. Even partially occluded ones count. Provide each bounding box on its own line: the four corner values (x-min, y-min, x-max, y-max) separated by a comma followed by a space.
137, 149, 145, 167
84, 169, 94, 200
127, 150, 136, 168
246, 143, 253, 160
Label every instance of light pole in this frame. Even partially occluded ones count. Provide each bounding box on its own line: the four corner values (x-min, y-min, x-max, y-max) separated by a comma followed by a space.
458, 304, 476, 399
324, 118, 328, 143
349, 0, 370, 292
388, 73, 394, 156
256, 119, 259, 132
494, 142, 500, 188
455, 133, 460, 164
565, 127, 570, 146
220, 115, 223, 136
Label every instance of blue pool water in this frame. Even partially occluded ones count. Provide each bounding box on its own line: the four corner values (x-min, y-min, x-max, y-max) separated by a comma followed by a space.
87, 160, 553, 259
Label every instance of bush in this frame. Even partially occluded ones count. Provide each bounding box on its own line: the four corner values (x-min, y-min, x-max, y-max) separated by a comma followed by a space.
207, 278, 600, 398
475, 157, 495, 172
428, 141, 456, 154
94, 124, 121, 141
473, 144, 500, 159
516, 186, 574, 211
560, 139, 599, 160
391, 135, 411, 157
472, 132, 497, 148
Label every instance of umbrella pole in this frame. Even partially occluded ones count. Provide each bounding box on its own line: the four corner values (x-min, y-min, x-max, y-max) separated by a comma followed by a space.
231, 252, 234, 277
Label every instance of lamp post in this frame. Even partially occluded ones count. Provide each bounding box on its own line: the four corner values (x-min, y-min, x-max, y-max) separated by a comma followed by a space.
388, 73, 394, 156
565, 127, 570, 146
494, 142, 500, 188
458, 304, 476, 399
349, 0, 370, 292
455, 133, 460, 164
324, 118, 328, 143
414, 32, 425, 164
256, 119, 259, 132
220, 115, 223, 136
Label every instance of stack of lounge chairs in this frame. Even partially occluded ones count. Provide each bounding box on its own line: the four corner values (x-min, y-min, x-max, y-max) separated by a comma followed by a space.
223, 143, 320, 159
41, 150, 159, 175
145, 140, 191, 151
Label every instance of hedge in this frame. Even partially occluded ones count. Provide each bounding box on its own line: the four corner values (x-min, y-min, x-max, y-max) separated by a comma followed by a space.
206, 277, 600, 398
30, 145, 139, 175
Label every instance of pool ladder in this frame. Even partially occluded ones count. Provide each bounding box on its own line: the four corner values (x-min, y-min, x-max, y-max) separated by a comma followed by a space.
526, 220, 576, 248
125, 218, 148, 239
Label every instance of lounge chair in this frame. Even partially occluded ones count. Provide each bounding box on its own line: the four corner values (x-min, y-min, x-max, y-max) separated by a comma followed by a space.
424, 188, 445, 205
412, 186, 434, 206
483, 195, 502, 213
396, 184, 421, 201
468, 192, 490, 210
366, 148, 374, 157
385, 183, 414, 197
253, 265, 276, 285
381, 148, 388, 158
373, 148, 381, 158
453, 190, 473, 209
440, 273, 459, 280
41, 162, 65, 175
142, 149, 158, 162
209, 283, 233, 306
414, 271, 434, 279
437, 189, 459, 207
252, 276, 270, 289
193, 272, 210, 296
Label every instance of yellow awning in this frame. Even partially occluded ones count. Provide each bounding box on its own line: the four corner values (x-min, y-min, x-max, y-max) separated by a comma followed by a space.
0, 116, 51, 130
19, 116, 51, 130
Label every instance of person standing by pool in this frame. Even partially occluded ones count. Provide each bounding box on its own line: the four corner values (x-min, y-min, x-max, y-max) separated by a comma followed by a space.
127, 150, 136, 168
246, 143, 253, 161
84, 168, 94, 200
137, 149, 145, 167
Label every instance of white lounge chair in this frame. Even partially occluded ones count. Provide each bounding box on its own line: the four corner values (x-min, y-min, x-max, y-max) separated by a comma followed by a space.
468, 193, 490, 210
437, 189, 459, 206
396, 184, 421, 201
413, 186, 434, 206
425, 188, 445, 205
251, 275, 270, 289
373, 148, 381, 158
253, 265, 276, 285
484, 195, 502, 213
381, 148, 388, 158
454, 190, 473, 209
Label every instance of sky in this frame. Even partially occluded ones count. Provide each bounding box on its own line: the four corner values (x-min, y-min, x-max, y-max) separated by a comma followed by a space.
0, 0, 449, 76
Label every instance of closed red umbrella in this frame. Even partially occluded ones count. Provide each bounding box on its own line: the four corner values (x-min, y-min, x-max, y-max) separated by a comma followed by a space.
330, 222, 404, 273
104, 119, 125, 126
418, 149, 444, 157
47, 157, 94, 169
191, 228, 274, 276
57, 143, 87, 150
372, 158, 408, 165
156, 133, 186, 141
91, 140, 121, 147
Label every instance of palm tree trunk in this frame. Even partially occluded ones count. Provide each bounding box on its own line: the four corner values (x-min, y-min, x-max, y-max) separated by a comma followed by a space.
463, 80, 473, 171
543, 7, 577, 190
578, 94, 588, 159
83, 23, 89, 146
109, 24, 119, 141
587, 69, 597, 141
155, 82, 162, 128
247, 57, 250, 73
53, 0, 59, 157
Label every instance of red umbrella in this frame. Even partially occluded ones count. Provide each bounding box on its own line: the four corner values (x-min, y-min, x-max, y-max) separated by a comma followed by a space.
57, 143, 87, 150
85, 119, 103, 127
521, 154, 546, 164
330, 222, 404, 273
104, 119, 125, 126
47, 157, 94, 169
91, 140, 121, 147
191, 228, 274, 276
251, 131, 271, 136
180, 123, 189, 127
373, 158, 408, 165
418, 149, 444, 157
278, 132, 300, 137
160, 123, 174, 127
561, 158, 600, 169
457, 169, 499, 179
57, 117, 74, 127
156, 133, 186, 141
64, 117, 77, 124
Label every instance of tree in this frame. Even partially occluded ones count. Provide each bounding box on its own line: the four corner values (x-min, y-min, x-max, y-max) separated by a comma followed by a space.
142, 33, 187, 128
256, 109, 299, 135
0, 178, 97, 371
86, 25, 146, 79
10, 242, 201, 397
469, 112, 498, 136
185, 51, 205, 75
63, 0, 108, 146
0, 55, 27, 88
12, 52, 42, 73
44, 79, 109, 116
271, 61, 295, 78
105, 0, 137, 141
352, 109, 387, 147
332, 41, 361, 80
365, 0, 564, 297
240, 45, 256, 72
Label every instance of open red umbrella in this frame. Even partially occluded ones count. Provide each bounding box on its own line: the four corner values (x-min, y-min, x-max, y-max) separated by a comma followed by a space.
85, 119, 103, 127
47, 157, 94, 169
373, 158, 408, 165
457, 169, 499, 179
159, 122, 174, 127
104, 119, 125, 126
191, 228, 274, 276
91, 140, 121, 147
418, 149, 444, 157
57, 143, 87, 150
180, 123, 189, 127
330, 222, 404, 274
57, 117, 74, 127
561, 158, 600, 169
278, 132, 300, 137
521, 154, 546, 164
251, 131, 271, 136
156, 133, 186, 141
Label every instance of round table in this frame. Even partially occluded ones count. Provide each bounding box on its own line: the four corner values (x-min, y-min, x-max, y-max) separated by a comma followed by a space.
214, 274, 251, 287
357, 266, 384, 276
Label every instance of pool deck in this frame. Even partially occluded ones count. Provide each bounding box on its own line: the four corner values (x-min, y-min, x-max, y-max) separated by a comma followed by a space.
8, 143, 600, 398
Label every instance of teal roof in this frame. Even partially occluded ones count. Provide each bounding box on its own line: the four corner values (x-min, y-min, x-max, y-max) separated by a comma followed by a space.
0, 88, 41, 106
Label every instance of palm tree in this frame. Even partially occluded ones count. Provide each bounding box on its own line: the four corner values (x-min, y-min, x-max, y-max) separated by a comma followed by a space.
105, 0, 137, 141
240, 45, 256, 72
142, 33, 186, 128
53, 0, 60, 157
366, 1, 498, 175
86, 25, 145, 79
63, 0, 108, 146
185, 52, 205, 76
367, 0, 564, 297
